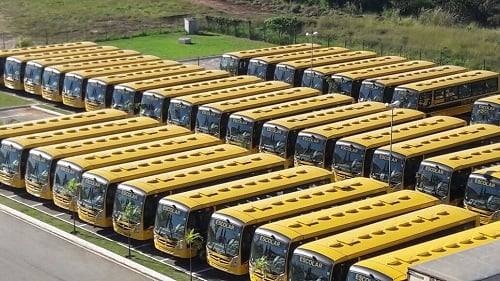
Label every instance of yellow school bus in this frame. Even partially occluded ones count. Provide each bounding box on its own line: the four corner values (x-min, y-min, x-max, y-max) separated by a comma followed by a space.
4, 45, 120, 91
167, 80, 291, 130
77, 144, 249, 227
0, 117, 159, 189
249, 190, 439, 281
288, 205, 479, 281
206, 177, 390, 275
0, 41, 97, 85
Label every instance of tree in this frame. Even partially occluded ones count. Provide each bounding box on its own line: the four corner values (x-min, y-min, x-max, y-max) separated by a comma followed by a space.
264, 16, 303, 43
66, 178, 80, 235
253, 256, 270, 281
119, 201, 140, 258
183, 228, 203, 281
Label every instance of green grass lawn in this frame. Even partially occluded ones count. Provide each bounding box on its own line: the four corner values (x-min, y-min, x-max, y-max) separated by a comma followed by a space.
0, 90, 33, 108
104, 32, 276, 60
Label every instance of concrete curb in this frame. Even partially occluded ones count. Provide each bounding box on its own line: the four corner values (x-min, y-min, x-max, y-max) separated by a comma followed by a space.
0, 204, 176, 281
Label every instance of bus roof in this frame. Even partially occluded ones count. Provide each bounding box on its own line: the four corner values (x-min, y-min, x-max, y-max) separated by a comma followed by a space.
249, 47, 349, 64
87, 65, 203, 84
377, 124, 500, 157
258, 190, 439, 240
474, 94, 500, 105
337, 116, 467, 149
223, 43, 320, 59
214, 177, 390, 224
29, 129, 219, 159
361, 65, 468, 87
83, 144, 249, 185
6, 45, 120, 62
276, 51, 377, 69
333, 60, 437, 80
469, 164, 500, 178
407, 240, 500, 281
352, 221, 500, 281
0, 41, 97, 57
394, 70, 499, 92
56, 125, 192, 168
160, 165, 333, 209
199, 86, 322, 113
0, 109, 128, 141
144, 75, 263, 97
2, 116, 159, 148
40, 50, 142, 72
115, 69, 229, 91
305, 56, 407, 76
118, 152, 286, 193
418, 142, 500, 170
170, 80, 290, 105
230, 92, 351, 121
301, 108, 425, 138
64, 56, 171, 78
294, 204, 479, 262
263, 101, 387, 130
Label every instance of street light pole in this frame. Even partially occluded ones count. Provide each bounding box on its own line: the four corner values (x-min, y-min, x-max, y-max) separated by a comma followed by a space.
306, 31, 318, 69
385, 100, 401, 186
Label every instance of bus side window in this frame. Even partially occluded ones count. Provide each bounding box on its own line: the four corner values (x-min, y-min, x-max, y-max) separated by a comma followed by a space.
471, 80, 488, 96
484, 78, 498, 91
434, 89, 445, 104
418, 92, 432, 108
444, 87, 458, 102
458, 84, 471, 99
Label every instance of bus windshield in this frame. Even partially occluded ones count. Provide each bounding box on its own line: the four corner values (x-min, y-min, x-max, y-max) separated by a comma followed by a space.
294, 133, 327, 167
112, 188, 145, 225
301, 71, 324, 91
53, 163, 82, 196
329, 76, 352, 95
370, 151, 405, 184
332, 142, 365, 176
167, 101, 192, 128
464, 176, 500, 212
196, 108, 222, 137
24, 63, 42, 84
392, 88, 419, 109
246, 61, 266, 80
85, 81, 107, 103
62, 75, 83, 97
42, 70, 60, 91
250, 232, 288, 276
259, 124, 288, 156
471, 102, 500, 125
416, 163, 452, 198
0, 143, 21, 174
4, 59, 21, 81
219, 55, 238, 74
226, 116, 253, 149
111, 87, 134, 111
206, 216, 242, 258
140, 93, 164, 121
78, 176, 107, 211
289, 252, 333, 281
25, 152, 50, 186
274, 65, 294, 84
358, 81, 384, 102
154, 203, 188, 241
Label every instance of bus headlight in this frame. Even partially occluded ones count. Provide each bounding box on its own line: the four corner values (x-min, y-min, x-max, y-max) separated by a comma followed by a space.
492, 211, 500, 221
134, 224, 141, 233
230, 256, 239, 267
96, 211, 104, 220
